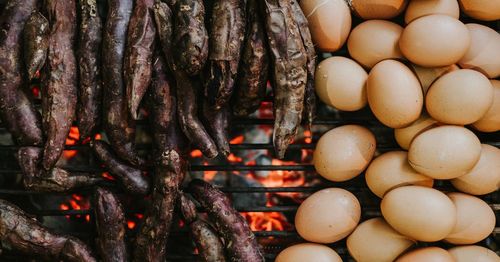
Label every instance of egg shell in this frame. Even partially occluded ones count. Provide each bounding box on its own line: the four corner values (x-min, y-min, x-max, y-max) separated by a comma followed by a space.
400, 15, 470, 67
405, 0, 459, 24
445, 192, 496, 244
365, 151, 434, 198
396, 247, 454, 262
276, 243, 342, 262
408, 125, 481, 179
451, 144, 500, 195
314, 56, 368, 111
458, 0, 500, 21
300, 0, 351, 52
459, 24, 500, 79
367, 60, 423, 128
347, 20, 404, 69
347, 218, 415, 262
349, 0, 408, 19
473, 80, 500, 132
381, 186, 456, 242
410, 64, 459, 96
449, 246, 500, 262
295, 188, 361, 243
426, 69, 493, 125
394, 113, 439, 150
313, 125, 376, 182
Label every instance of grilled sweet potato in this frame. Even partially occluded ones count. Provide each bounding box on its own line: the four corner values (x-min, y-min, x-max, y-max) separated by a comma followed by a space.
94, 187, 128, 262
232, 0, 269, 117
0, 0, 43, 146
201, 99, 230, 157
189, 179, 264, 262
153, 1, 173, 61
125, 0, 156, 119
204, 0, 245, 110
102, 0, 145, 167
42, 0, 78, 170
76, 0, 103, 139
0, 199, 96, 262
262, 0, 307, 159
23, 11, 49, 81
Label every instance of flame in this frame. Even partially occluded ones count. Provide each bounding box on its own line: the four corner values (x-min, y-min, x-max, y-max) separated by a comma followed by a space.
64, 126, 80, 159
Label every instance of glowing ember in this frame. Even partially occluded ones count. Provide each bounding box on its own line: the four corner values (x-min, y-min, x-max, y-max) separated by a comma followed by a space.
127, 221, 136, 229
230, 135, 244, 144
304, 130, 312, 144
242, 211, 291, 231
227, 153, 242, 162
59, 194, 89, 221
203, 161, 217, 181
64, 126, 80, 159
31, 86, 40, 98
190, 149, 203, 158
101, 172, 115, 181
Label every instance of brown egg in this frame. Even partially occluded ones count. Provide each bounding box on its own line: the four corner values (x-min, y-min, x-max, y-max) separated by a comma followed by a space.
349, 0, 408, 19
459, 24, 500, 79
295, 188, 361, 243
314, 125, 376, 182
347, 20, 404, 68
451, 144, 500, 195
449, 246, 500, 262
473, 80, 500, 132
410, 64, 460, 96
314, 56, 368, 111
347, 218, 415, 262
396, 247, 454, 262
400, 15, 470, 67
459, 0, 500, 21
394, 113, 439, 150
381, 186, 456, 242
426, 69, 493, 125
445, 192, 496, 245
300, 0, 351, 52
405, 0, 459, 24
367, 60, 423, 128
365, 151, 434, 198
408, 125, 481, 179
276, 243, 342, 262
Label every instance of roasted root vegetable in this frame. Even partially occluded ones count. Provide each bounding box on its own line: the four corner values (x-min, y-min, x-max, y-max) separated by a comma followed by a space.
91, 140, 150, 195
171, 0, 208, 76
262, 0, 308, 159
0, 0, 43, 146
134, 54, 187, 262
23, 11, 49, 81
76, 0, 103, 140
0, 199, 96, 262
16, 147, 102, 192
125, 0, 156, 119
42, 0, 78, 170
290, 0, 316, 129
94, 187, 128, 262
102, 0, 145, 167
201, 99, 230, 157
153, 1, 173, 61
180, 194, 226, 262
189, 179, 264, 262
232, 0, 269, 117
204, 0, 245, 109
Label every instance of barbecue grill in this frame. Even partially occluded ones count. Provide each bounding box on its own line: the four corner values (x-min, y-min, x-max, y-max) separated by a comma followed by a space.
0, 0, 498, 261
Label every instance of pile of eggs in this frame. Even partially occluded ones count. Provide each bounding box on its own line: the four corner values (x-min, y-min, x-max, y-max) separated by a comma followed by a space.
277, 0, 500, 261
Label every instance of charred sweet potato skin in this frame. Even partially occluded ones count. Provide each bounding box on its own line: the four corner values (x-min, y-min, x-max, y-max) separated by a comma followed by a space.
23, 11, 49, 81
94, 187, 128, 262
201, 99, 230, 157
76, 0, 103, 139
0, 0, 43, 146
189, 179, 264, 262
102, 0, 145, 167
232, 0, 269, 118
42, 0, 78, 170
153, 1, 173, 61
0, 200, 96, 262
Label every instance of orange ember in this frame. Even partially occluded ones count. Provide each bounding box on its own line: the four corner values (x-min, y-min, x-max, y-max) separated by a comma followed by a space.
203, 161, 217, 181
190, 150, 203, 158
227, 153, 242, 162
127, 221, 136, 229
59, 194, 90, 221
102, 172, 115, 181
304, 130, 312, 144
31, 86, 40, 98
242, 211, 291, 231
230, 135, 244, 144
64, 126, 80, 159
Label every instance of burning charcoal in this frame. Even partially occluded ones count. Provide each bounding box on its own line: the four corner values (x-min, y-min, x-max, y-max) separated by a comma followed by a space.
230, 174, 266, 209
0, 0, 43, 146
23, 11, 49, 81
91, 140, 150, 195
94, 187, 128, 262
180, 194, 226, 262
17, 147, 102, 192
0, 199, 96, 262
188, 179, 264, 262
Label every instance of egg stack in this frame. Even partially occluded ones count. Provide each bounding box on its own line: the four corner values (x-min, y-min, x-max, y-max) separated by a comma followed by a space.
276, 0, 500, 261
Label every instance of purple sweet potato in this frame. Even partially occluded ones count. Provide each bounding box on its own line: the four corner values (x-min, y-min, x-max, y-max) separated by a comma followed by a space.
23, 11, 49, 81
201, 99, 230, 157
0, 0, 43, 146
42, 0, 78, 170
